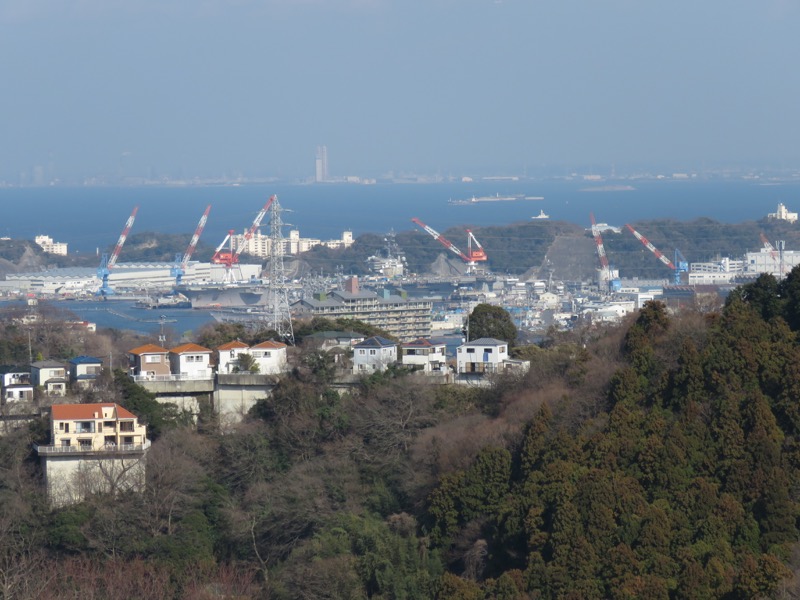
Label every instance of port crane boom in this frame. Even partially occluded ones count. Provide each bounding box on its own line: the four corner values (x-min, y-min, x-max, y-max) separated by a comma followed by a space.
411, 217, 488, 272
97, 206, 138, 297
590, 213, 611, 282
172, 204, 211, 286
212, 196, 275, 282
625, 223, 687, 284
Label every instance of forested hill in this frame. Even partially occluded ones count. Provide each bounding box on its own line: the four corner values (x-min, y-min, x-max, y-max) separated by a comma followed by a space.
298, 217, 800, 278
4, 272, 800, 597
424, 274, 800, 597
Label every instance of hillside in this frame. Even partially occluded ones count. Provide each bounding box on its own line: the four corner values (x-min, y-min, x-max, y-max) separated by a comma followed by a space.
298, 217, 800, 280
2, 273, 800, 597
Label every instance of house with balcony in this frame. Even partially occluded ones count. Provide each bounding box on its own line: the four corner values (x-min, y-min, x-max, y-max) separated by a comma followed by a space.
30, 360, 68, 396
0, 369, 33, 403
169, 343, 213, 379
400, 338, 447, 373
127, 344, 170, 380
69, 356, 103, 389
35, 402, 150, 506
352, 336, 397, 374
456, 338, 529, 382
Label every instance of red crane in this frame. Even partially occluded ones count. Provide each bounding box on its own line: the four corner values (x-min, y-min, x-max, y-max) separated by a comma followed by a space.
625, 223, 676, 269
172, 205, 211, 286
759, 233, 782, 274
590, 213, 611, 283
212, 196, 275, 282
625, 223, 688, 284
97, 206, 138, 296
411, 217, 487, 272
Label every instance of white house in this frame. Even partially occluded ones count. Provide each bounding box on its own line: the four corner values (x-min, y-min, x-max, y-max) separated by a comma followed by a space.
456, 338, 510, 375
352, 336, 397, 374
400, 338, 447, 373
169, 343, 213, 379
30, 360, 68, 396
1, 371, 33, 403
35, 402, 150, 506
250, 341, 289, 375
216, 340, 252, 374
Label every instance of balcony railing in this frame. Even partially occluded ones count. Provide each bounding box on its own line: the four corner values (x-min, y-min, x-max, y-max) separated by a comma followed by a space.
34, 440, 151, 454
130, 372, 212, 383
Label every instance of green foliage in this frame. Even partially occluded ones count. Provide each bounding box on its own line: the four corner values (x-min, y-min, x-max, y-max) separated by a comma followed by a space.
467, 303, 517, 344
423, 280, 800, 597
112, 370, 191, 438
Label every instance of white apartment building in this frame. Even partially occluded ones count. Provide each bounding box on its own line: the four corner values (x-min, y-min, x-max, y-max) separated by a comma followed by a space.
230, 229, 354, 258
35, 235, 68, 256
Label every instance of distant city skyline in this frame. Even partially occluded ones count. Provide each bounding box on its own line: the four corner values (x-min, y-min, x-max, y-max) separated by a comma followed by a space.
1, 1, 799, 185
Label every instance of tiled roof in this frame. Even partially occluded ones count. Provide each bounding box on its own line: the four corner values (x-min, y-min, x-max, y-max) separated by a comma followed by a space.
69, 355, 102, 365
355, 336, 397, 348
170, 343, 212, 354
128, 344, 169, 355
461, 337, 508, 347
31, 360, 65, 368
251, 340, 287, 350
217, 341, 250, 351
51, 403, 136, 420
403, 338, 444, 348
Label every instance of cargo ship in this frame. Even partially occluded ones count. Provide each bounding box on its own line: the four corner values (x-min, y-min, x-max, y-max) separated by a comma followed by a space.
448, 193, 544, 205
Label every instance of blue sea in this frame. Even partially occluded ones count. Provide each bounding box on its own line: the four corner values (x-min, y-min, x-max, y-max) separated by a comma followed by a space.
1, 178, 799, 254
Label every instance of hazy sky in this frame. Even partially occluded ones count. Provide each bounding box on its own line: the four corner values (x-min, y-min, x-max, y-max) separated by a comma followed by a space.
1, 0, 799, 180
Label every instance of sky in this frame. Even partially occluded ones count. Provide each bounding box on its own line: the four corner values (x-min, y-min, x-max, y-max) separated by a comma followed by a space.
1, 0, 799, 182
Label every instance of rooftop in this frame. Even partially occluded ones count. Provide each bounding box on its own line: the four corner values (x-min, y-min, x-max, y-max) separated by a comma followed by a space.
355, 336, 397, 348
170, 343, 212, 354
51, 402, 136, 421
128, 343, 169, 355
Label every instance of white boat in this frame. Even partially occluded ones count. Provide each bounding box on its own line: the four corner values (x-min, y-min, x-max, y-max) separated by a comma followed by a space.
531, 210, 550, 220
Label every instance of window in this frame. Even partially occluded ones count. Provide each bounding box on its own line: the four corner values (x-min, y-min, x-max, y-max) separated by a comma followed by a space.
484, 348, 493, 354
104, 421, 115, 430
78, 439, 92, 449
369, 349, 376, 355
75, 421, 94, 434
359, 349, 365, 355
119, 421, 134, 432
61, 439, 70, 447
466, 348, 475, 354
145, 355, 161, 363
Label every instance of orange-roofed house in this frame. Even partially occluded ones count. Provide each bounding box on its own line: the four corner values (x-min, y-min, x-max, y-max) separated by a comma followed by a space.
216, 340, 252, 374
169, 343, 213, 379
127, 343, 170, 380
35, 403, 150, 506
250, 340, 289, 375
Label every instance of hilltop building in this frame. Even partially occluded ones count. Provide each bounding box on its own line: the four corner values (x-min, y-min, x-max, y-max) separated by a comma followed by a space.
767, 203, 798, 224
35, 403, 150, 507
35, 235, 68, 256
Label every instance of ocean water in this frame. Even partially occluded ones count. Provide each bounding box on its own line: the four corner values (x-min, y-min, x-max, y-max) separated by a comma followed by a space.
1, 179, 799, 255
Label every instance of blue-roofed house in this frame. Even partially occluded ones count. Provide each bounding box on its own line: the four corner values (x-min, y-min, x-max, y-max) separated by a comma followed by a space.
69, 356, 103, 389
352, 336, 398, 374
